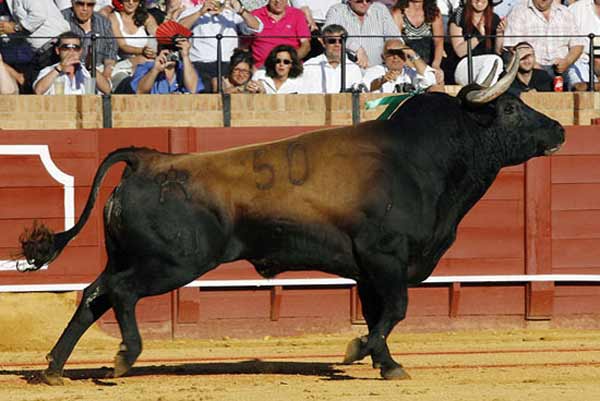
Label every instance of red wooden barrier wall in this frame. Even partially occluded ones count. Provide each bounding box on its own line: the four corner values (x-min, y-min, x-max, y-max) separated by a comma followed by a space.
0, 126, 599, 339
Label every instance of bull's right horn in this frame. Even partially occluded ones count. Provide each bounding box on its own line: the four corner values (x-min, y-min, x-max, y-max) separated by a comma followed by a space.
465, 49, 520, 104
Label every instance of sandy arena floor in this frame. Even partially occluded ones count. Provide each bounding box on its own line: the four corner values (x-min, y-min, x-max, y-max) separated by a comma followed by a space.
0, 293, 599, 401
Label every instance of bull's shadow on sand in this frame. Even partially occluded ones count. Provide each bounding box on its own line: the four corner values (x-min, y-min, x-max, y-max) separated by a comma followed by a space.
3, 360, 359, 385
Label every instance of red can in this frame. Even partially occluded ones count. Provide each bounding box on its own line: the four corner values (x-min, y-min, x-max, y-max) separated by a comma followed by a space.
553, 76, 564, 92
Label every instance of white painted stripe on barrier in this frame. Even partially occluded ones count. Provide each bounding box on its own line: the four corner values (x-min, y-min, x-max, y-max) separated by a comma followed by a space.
0, 145, 75, 272
1, 274, 600, 293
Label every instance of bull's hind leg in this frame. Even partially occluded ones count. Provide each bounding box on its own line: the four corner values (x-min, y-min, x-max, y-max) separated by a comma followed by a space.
348, 232, 411, 380
106, 272, 142, 378
42, 272, 111, 385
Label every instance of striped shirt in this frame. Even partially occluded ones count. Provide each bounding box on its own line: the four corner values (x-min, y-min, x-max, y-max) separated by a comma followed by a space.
324, 2, 402, 68
62, 8, 118, 68
504, 0, 585, 65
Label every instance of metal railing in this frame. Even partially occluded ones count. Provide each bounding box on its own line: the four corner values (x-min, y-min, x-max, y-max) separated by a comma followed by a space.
1, 33, 597, 93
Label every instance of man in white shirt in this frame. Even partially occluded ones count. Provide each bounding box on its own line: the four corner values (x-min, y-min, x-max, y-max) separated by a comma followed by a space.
302, 24, 363, 93
33, 31, 111, 95
363, 39, 436, 93
178, 0, 263, 92
569, 0, 600, 89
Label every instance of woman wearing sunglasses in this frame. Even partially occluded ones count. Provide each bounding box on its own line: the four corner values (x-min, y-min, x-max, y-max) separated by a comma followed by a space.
33, 31, 111, 95
252, 44, 304, 94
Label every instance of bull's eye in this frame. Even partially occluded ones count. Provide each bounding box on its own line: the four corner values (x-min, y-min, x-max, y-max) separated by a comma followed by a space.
504, 104, 515, 114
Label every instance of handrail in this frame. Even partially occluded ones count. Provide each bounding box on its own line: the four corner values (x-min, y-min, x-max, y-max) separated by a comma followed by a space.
3, 33, 597, 91
2, 274, 600, 293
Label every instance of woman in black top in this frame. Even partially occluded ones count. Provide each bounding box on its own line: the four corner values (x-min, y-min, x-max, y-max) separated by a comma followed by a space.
391, 0, 444, 83
448, 0, 506, 85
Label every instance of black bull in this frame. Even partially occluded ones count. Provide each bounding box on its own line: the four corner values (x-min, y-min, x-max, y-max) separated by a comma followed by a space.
19, 56, 564, 384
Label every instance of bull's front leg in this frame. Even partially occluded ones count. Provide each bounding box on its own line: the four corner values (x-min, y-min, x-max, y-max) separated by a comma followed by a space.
344, 277, 410, 379
344, 231, 411, 379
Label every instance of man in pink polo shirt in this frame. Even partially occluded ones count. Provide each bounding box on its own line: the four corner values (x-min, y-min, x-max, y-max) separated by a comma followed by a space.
249, 0, 311, 68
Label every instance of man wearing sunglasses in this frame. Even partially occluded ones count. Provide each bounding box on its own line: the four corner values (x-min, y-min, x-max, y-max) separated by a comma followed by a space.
325, 0, 401, 69
33, 31, 111, 95
362, 38, 436, 93
302, 24, 363, 93
62, 0, 118, 83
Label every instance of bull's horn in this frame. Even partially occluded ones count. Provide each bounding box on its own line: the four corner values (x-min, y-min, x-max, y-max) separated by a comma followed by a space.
465, 49, 519, 104
479, 59, 499, 88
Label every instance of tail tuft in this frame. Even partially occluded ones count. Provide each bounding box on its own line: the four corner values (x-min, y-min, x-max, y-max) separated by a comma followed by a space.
18, 221, 56, 269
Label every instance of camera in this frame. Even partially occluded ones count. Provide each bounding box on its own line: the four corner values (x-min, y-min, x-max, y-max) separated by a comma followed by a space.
167, 51, 180, 63
394, 83, 415, 93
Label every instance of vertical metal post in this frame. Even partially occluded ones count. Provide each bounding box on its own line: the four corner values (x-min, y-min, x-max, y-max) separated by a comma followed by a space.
216, 34, 223, 93
466, 33, 473, 84
222, 93, 231, 127
90, 33, 97, 78
340, 34, 347, 93
589, 33, 596, 92
351, 91, 360, 125
102, 95, 112, 128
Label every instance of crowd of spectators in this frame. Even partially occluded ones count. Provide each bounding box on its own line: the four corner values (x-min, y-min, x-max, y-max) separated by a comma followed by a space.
0, 0, 598, 96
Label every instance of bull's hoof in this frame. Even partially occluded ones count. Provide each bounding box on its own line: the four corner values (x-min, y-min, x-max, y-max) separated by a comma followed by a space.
112, 353, 132, 378
342, 337, 365, 365
40, 370, 64, 386
381, 365, 411, 380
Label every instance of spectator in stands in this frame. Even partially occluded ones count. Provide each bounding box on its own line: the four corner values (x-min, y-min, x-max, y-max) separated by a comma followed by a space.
109, 0, 158, 88
391, 0, 445, 84
248, 0, 311, 68
436, 0, 460, 30
146, 0, 186, 24
325, 0, 402, 69
362, 38, 437, 92
0, 1, 33, 89
62, 0, 119, 83
0, 53, 19, 94
33, 31, 111, 95
2, 0, 70, 91
302, 24, 363, 93
55, 0, 113, 16
289, 0, 342, 60
253, 44, 303, 93
130, 35, 203, 93
568, 0, 600, 90
504, 0, 585, 91
505, 41, 553, 96
212, 47, 264, 92
448, 0, 506, 85
178, 0, 262, 92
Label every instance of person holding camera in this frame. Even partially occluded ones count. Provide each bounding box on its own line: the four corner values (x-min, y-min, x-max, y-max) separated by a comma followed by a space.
362, 39, 437, 93
130, 35, 203, 94
178, 0, 262, 92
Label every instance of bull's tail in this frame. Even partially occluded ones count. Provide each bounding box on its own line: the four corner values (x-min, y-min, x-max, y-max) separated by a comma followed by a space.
18, 148, 141, 270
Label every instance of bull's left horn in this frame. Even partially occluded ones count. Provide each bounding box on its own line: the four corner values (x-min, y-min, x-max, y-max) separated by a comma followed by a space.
465, 49, 519, 104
